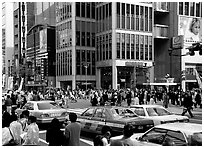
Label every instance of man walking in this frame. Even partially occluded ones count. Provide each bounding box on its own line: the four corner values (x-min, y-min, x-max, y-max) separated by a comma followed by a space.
181, 91, 194, 118
64, 112, 81, 146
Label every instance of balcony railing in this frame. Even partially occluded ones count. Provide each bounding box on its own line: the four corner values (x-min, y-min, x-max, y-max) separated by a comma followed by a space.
154, 24, 169, 38
154, 2, 169, 12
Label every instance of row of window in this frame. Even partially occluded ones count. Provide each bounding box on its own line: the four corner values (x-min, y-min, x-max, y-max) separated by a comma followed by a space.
76, 20, 96, 47
56, 21, 72, 49
56, 50, 72, 76
179, 2, 202, 17
76, 2, 95, 19
116, 33, 153, 61
56, 2, 72, 23
76, 50, 95, 75
96, 33, 112, 61
117, 3, 153, 32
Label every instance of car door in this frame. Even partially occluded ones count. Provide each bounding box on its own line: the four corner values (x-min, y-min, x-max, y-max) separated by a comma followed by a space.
79, 108, 95, 132
91, 108, 107, 133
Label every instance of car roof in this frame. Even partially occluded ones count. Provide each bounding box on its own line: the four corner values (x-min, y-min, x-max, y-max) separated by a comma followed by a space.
131, 105, 164, 108
155, 123, 202, 134
27, 100, 54, 103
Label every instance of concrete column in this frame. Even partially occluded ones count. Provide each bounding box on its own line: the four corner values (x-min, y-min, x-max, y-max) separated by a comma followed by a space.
112, 2, 117, 90
96, 68, 101, 89
72, 3, 76, 90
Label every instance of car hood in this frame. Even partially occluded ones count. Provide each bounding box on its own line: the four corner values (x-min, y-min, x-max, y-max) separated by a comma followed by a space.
111, 134, 160, 146
146, 114, 189, 122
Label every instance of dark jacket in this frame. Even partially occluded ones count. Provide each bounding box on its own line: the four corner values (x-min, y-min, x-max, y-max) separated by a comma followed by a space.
183, 94, 193, 108
46, 128, 65, 146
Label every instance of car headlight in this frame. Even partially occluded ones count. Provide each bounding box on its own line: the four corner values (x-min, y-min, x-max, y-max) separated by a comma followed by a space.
40, 114, 49, 118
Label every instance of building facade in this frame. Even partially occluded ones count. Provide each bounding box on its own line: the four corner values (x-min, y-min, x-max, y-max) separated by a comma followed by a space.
13, 2, 35, 89
2, 2, 14, 90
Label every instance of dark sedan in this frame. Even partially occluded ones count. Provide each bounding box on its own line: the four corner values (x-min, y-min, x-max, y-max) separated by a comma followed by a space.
65, 106, 154, 136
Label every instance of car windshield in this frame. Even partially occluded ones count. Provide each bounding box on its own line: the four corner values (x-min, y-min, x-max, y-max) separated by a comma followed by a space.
37, 102, 61, 110
113, 108, 138, 118
190, 132, 202, 146
146, 107, 172, 116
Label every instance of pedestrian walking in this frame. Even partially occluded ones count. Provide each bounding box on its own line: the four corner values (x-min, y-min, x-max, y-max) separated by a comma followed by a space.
181, 92, 194, 118
4, 95, 13, 115
163, 91, 169, 108
2, 105, 11, 128
46, 118, 65, 146
64, 112, 81, 146
110, 124, 137, 146
22, 116, 39, 145
194, 90, 202, 108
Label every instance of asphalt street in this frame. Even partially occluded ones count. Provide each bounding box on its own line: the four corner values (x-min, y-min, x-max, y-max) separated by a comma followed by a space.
38, 98, 202, 146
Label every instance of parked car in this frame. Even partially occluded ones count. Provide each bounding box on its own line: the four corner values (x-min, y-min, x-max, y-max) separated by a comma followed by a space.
111, 123, 202, 146
130, 105, 189, 125
15, 100, 68, 124
65, 106, 154, 136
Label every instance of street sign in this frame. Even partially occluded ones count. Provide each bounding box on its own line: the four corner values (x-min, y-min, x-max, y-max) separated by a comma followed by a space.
172, 35, 184, 49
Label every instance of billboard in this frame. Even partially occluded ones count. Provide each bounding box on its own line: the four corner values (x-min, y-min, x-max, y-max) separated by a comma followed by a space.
179, 16, 202, 43
40, 29, 47, 52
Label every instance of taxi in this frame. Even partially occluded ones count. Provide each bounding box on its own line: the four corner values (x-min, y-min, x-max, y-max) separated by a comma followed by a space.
130, 105, 189, 125
65, 106, 154, 136
15, 100, 68, 124
111, 123, 202, 146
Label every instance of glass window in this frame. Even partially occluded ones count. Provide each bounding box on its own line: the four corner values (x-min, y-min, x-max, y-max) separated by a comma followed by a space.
149, 36, 152, 60
76, 31, 80, 46
87, 3, 90, 18
81, 2, 85, 17
149, 7, 152, 32
82, 108, 95, 117
179, 2, 183, 15
145, 36, 148, 60
136, 5, 139, 31
185, 2, 189, 15
122, 3, 125, 15
92, 33, 95, 47
82, 32, 85, 46
109, 3, 112, 16
122, 33, 125, 59
117, 2, 120, 15
38, 102, 60, 110
145, 7, 148, 31
94, 108, 104, 118
131, 34, 134, 59
136, 35, 139, 60
140, 35, 144, 60
126, 34, 130, 59
126, 4, 130, 15
76, 50, 80, 75
140, 6, 144, 31
166, 131, 187, 146
22, 103, 34, 110
141, 128, 167, 145
132, 107, 145, 116
196, 2, 200, 17
76, 2, 80, 17
190, 2, 195, 16
117, 33, 120, 59
87, 32, 90, 46
91, 2, 95, 19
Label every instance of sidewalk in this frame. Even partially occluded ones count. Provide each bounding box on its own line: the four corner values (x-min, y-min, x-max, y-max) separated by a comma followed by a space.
155, 101, 202, 115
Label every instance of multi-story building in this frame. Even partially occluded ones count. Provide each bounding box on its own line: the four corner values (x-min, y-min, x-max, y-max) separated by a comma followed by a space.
2, 2, 14, 90
55, 2, 96, 90
153, 2, 202, 91
13, 2, 35, 89
25, 2, 56, 90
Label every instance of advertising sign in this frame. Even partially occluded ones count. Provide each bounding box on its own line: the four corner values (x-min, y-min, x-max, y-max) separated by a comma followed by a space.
40, 29, 47, 52
179, 16, 202, 43
172, 35, 184, 49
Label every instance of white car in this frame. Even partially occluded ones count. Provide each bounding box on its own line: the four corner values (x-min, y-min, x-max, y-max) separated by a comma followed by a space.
130, 105, 189, 125
16, 101, 68, 124
111, 123, 202, 146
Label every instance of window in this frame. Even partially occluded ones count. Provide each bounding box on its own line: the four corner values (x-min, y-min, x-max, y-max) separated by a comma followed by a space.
122, 33, 125, 59
87, 32, 90, 46
83, 108, 95, 117
145, 7, 148, 31
132, 107, 145, 116
76, 31, 80, 46
117, 33, 120, 59
196, 2, 201, 17
190, 2, 195, 16
136, 35, 139, 60
149, 36, 152, 60
22, 103, 34, 110
140, 35, 144, 60
166, 131, 187, 146
87, 3, 90, 18
82, 32, 85, 46
140, 6, 144, 31
179, 2, 183, 15
94, 108, 105, 118
185, 2, 189, 15
76, 50, 80, 75
131, 34, 134, 59
91, 2, 95, 19
141, 128, 167, 145
122, 3, 125, 15
126, 34, 130, 59
145, 36, 148, 60
76, 2, 80, 17
81, 2, 85, 17
136, 5, 139, 30
149, 7, 152, 32
117, 2, 120, 15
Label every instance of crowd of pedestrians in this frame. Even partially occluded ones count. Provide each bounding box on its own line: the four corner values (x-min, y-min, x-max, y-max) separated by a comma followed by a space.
2, 85, 202, 146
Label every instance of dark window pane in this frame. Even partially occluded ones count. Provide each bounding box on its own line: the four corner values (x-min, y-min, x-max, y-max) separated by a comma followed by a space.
76, 2, 80, 17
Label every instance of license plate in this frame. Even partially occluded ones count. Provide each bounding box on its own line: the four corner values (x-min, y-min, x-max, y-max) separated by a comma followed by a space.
50, 113, 61, 117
